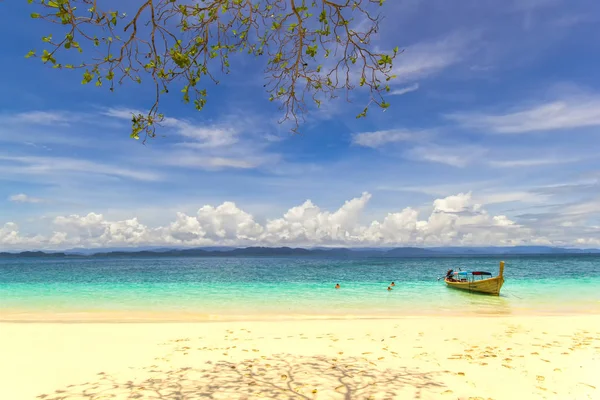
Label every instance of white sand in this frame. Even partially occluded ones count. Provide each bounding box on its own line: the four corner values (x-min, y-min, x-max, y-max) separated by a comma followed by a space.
1, 316, 599, 400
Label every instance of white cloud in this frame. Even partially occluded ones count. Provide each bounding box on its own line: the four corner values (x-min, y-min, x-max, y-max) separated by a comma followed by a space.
390, 83, 420, 96
407, 145, 488, 167
53, 212, 154, 247
9, 194, 44, 204
105, 108, 279, 171
262, 193, 372, 244
574, 237, 600, 247
1, 191, 571, 250
363, 192, 526, 246
0, 111, 74, 126
102, 108, 141, 120
375, 180, 496, 196
561, 198, 600, 217
159, 154, 270, 170
168, 123, 239, 148
352, 129, 426, 148
0, 222, 20, 245
488, 157, 580, 168
0, 155, 161, 182
392, 32, 474, 83
432, 192, 480, 213
0, 222, 45, 247
377, 186, 548, 207
195, 202, 264, 240
447, 97, 600, 133
474, 191, 547, 205
105, 108, 240, 148
0, 111, 101, 148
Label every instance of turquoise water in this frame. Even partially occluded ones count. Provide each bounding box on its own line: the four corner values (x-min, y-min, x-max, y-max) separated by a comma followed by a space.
1, 256, 600, 319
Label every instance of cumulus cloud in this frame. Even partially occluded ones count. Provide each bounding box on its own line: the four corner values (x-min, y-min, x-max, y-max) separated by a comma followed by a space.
432, 192, 480, 213
53, 213, 153, 247
0, 222, 20, 244
194, 202, 264, 240
0, 222, 45, 248
262, 193, 372, 244
0, 191, 565, 251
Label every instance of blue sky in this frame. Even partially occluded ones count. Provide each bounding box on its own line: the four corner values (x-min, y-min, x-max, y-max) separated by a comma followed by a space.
1, 0, 600, 250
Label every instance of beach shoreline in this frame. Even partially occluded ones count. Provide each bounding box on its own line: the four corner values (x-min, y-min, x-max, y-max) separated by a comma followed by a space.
1, 315, 599, 400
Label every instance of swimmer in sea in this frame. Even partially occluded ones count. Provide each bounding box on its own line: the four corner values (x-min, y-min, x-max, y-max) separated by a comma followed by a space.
390, 282, 395, 287
335, 283, 340, 289
387, 286, 392, 291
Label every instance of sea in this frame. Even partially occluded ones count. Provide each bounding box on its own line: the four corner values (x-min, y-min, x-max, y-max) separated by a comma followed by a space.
1, 255, 600, 321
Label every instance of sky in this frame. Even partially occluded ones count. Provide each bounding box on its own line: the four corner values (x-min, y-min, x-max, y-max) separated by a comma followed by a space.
2, 0, 600, 250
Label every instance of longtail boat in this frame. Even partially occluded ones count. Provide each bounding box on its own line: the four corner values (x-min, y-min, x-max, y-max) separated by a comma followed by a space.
443, 261, 505, 296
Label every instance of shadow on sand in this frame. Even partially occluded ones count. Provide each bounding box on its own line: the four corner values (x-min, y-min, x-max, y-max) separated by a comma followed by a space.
37, 353, 447, 399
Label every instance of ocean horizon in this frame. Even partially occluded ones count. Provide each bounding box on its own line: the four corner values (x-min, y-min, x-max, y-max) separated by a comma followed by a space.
2, 254, 599, 321
3, 245, 600, 257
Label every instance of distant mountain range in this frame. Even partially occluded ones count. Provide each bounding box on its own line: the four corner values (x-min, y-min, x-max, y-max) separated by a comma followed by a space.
1, 246, 600, 258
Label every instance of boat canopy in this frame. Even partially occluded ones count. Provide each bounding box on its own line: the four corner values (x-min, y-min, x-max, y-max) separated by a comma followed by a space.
452, 271, 492, 276
453, 271, 470, 276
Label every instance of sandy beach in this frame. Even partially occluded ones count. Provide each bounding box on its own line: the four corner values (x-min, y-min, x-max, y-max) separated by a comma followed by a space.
1, 316, 599, 400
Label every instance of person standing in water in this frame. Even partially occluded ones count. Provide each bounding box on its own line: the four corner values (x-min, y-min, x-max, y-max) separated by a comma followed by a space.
335, 283, 340, 289
390, 282, 395, 287
387, 286, 392, 291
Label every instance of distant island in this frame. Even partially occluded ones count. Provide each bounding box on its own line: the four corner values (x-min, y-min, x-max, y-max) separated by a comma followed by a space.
1, 246, 600, 258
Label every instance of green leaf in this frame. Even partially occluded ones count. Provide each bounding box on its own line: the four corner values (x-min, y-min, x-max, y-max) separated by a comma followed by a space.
81, 70, 93, 84
24, 50, 36, 59
30, 13, 41, 19
40, 49, 56, 64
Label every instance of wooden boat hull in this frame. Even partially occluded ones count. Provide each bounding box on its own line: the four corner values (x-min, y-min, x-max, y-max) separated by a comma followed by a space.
445, 275, 504, 295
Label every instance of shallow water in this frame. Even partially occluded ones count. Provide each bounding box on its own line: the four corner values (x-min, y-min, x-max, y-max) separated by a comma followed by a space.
1, 255, 599, 319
